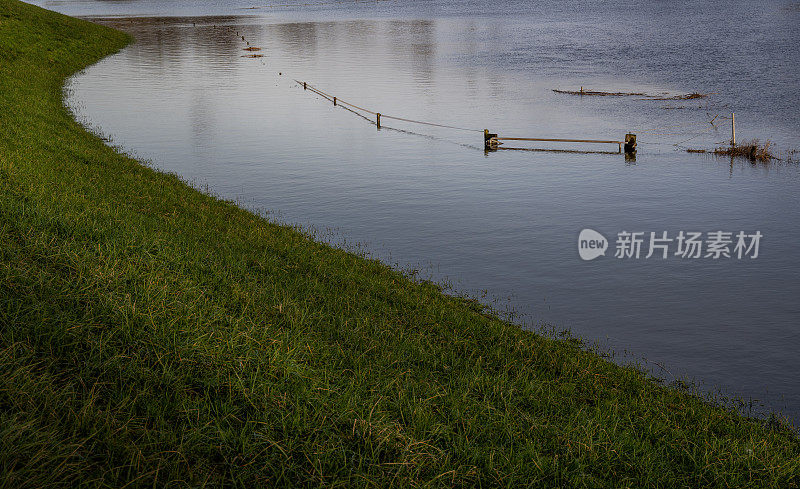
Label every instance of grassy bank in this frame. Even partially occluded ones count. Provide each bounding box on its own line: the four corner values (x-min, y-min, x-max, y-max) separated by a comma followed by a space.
1, 0, 799, 486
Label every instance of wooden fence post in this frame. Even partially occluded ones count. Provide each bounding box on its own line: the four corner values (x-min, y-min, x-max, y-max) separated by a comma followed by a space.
624, 133, 637, 154
484, 129, 498, 150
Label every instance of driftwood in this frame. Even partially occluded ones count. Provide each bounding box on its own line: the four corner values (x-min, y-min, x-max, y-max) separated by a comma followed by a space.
553, 88, 710, 100
552, 88, 645, 97
646, 92, 709, 101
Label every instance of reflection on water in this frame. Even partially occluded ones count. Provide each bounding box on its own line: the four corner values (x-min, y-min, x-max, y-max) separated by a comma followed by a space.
50, 2, 800, 425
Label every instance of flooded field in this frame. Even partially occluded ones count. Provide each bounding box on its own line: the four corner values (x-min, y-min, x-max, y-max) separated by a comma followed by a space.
30, 0, 800, 423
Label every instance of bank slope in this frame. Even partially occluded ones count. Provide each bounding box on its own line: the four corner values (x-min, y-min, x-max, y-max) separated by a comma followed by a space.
0, 0, 798, 487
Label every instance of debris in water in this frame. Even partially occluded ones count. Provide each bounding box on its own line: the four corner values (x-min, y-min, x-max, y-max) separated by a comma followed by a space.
242, 54, 264, 58
243, 47, 261, 51
713, 140, 776, 162
552, 88, 646, 97
646, 92, 710, 101
553, 87, 711, 100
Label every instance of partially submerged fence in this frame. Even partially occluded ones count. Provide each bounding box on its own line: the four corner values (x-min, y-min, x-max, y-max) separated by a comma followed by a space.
296, 80, 637, 156
483, 130, 636, 154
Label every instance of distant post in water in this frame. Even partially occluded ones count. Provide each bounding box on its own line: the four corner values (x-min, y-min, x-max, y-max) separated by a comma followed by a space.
376, 113, 381, 129
731, 112, 736, 146
303, 81, 307, 90
624, 133, 637, 154
333, 96, 336, 106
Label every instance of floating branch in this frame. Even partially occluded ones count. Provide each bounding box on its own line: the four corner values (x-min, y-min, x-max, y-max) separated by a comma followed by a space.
646, 92, 710, 101
553, 88, 711, 100
243, 46, 261, 51
552, 88, 646, 97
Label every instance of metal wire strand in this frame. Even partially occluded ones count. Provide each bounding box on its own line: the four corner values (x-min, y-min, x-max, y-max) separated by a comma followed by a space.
296, 80, 483, 132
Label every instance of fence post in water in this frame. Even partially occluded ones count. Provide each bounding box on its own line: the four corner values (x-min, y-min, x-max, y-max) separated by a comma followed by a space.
303, 81, 307, 90
484, 129, 498, 150
731, 112, 736, 146
376, 113, 381, 129
333, 96, 336, 106
624, 133, 637, 154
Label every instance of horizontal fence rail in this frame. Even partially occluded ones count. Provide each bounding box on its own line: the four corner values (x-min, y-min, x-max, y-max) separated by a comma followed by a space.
486, 131, 636, 154
496, 137, 624, 144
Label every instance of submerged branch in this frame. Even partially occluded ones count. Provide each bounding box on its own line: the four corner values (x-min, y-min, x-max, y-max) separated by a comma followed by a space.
553, 88, 711, 100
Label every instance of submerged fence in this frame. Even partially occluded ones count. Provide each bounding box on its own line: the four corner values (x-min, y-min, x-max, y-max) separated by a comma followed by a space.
296, 80, 637, 156
231, 26, 740, 160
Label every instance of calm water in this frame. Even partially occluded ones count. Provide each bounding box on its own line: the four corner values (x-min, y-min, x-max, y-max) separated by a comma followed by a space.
30, 0, 800, 423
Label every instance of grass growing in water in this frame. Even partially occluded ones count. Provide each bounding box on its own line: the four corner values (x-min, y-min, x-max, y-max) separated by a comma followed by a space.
714, 140, 777, 162
1, 0, 800, 486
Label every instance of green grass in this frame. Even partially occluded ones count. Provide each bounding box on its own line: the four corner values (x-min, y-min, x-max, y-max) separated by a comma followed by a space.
1, 0, 799, 486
